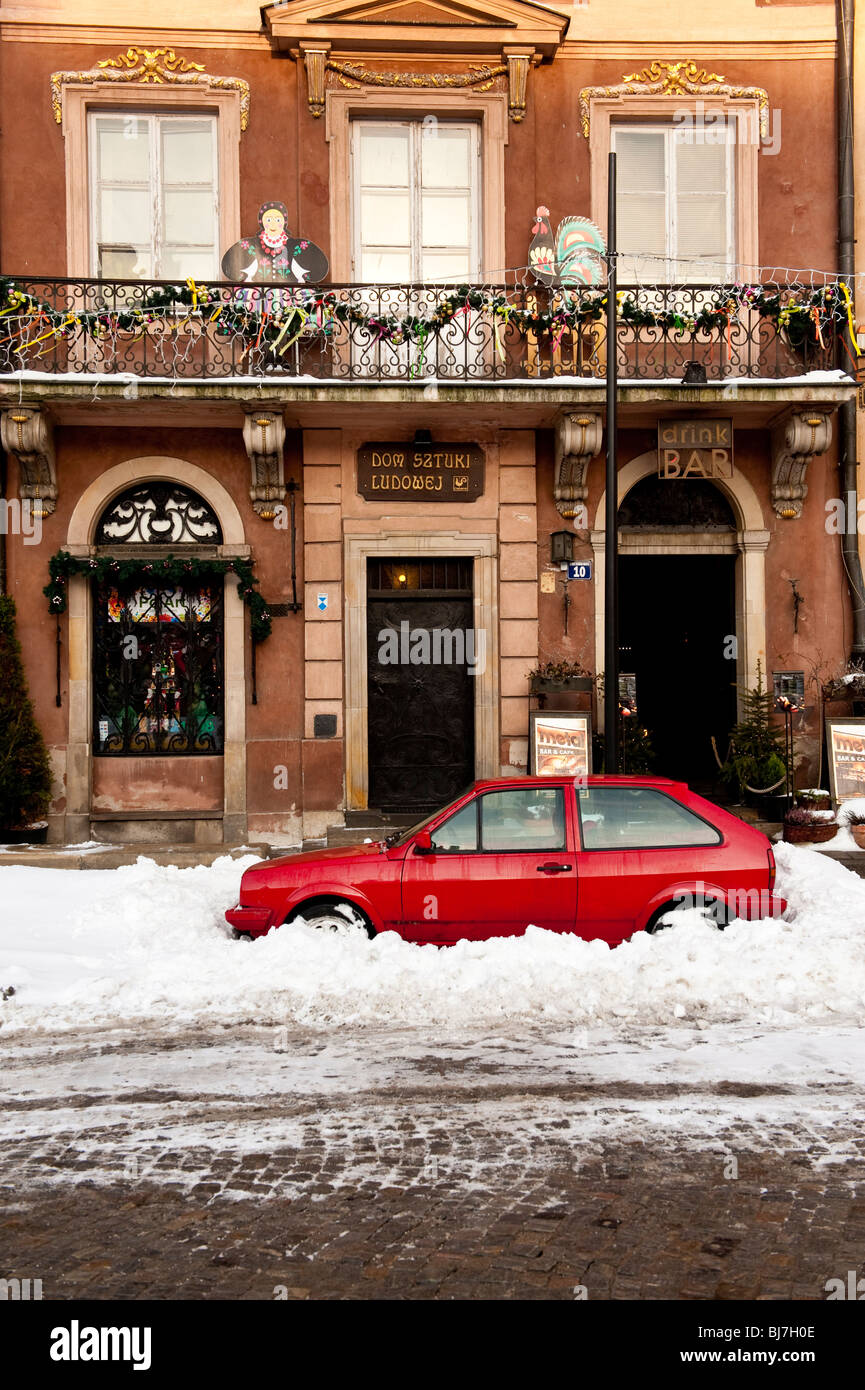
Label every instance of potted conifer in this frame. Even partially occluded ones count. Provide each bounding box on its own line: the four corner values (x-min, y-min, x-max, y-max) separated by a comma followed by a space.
0, 594, 53, 844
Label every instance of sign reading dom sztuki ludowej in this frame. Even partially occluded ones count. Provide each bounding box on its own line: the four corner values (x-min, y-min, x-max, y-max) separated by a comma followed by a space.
357, 444, 485, 501
657, 419, 734, 480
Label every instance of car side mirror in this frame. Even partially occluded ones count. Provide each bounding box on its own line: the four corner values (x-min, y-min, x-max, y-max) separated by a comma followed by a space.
414, 830, 433, 854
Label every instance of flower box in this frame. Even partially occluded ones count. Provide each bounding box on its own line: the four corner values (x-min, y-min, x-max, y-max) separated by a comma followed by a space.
783, 822, 838, 845
530, 676, 594, 694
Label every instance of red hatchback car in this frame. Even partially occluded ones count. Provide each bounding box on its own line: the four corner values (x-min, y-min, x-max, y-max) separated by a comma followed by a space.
226, 776, 786, 947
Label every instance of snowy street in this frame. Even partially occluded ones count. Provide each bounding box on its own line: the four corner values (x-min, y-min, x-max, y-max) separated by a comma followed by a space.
1, 843, 864, 1299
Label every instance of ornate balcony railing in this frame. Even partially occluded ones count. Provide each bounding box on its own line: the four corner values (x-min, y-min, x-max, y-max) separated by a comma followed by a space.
0, 276, 845, 384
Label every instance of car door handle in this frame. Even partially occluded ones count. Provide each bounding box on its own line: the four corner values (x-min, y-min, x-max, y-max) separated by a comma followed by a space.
536, 863, 573, 873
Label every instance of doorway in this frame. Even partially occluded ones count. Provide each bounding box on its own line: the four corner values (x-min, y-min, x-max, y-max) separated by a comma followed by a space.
618, 555, 737, 785
366, 557, 476, 811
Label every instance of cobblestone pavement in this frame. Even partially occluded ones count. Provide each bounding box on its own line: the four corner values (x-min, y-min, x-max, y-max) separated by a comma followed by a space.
1, 1024, 863, 1300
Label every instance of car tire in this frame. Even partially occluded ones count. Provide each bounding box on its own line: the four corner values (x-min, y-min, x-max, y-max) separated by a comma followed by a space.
645, 898, 730, 933
287, 899, 376, 938
231, 929, 253, 942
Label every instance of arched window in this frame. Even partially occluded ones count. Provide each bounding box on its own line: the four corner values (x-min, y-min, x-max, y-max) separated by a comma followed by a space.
618, 476, 737, 531
92, 482, 224, 756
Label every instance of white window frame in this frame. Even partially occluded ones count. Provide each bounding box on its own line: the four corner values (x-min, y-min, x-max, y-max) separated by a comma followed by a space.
611, 120, 737, 284
88, 110, 220, 281
350, 118, 481, 284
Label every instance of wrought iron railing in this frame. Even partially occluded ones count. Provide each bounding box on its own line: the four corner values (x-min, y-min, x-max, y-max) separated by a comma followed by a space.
0, 276, 840, 383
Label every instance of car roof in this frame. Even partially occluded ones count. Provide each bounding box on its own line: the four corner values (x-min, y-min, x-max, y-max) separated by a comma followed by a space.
471, 775, 684, 791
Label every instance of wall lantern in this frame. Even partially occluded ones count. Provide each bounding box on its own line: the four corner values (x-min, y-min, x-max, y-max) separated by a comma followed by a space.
550, 530, 575, 566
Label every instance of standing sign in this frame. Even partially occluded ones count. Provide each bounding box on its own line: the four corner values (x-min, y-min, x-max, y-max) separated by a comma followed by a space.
826, 718, 865, 803
529, 711, 592, 777
657, 419, 733, 480
357, 444, 484, 501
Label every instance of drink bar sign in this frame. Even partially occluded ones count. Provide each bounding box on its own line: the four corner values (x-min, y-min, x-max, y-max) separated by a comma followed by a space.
657, 419, 733, 480
358, 443, 484, 501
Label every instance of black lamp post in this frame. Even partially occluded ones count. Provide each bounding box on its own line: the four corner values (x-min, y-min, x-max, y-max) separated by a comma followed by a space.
604, 151, 619, 772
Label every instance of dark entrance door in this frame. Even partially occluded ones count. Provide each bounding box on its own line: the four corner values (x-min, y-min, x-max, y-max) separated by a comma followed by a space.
618, 555, 737, 785
367, 557, 475, 812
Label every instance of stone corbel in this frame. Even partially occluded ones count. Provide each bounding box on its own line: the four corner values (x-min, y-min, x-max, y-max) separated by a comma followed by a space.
301, 42, 331, 118
771, 409, 832, 519
0, 406, 58, 516
554, 412, 603, 520
243, 411, 287, 519
503, 49, 535, 123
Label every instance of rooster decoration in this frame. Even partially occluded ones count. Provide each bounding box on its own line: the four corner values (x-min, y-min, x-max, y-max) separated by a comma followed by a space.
528, 207, 606, 288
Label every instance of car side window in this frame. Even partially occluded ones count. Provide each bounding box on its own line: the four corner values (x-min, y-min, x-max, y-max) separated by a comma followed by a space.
480, 787, 566, 852
429, 801, 478, 853
577, 787, 721, 849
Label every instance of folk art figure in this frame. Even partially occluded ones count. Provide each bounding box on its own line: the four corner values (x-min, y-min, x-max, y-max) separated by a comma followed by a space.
528, 207, 607, 287
221, 201, 329, 285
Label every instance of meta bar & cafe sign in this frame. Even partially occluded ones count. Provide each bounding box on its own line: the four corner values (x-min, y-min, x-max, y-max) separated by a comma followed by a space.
657, 419, 733, 479
357, 443, 485, 500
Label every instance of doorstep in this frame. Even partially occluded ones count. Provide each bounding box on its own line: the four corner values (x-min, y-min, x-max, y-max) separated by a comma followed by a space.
0, 842, 278, 870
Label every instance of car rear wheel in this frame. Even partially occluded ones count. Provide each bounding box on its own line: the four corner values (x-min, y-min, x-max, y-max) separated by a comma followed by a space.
646, 898, 730, 933
287, 899, 376, 938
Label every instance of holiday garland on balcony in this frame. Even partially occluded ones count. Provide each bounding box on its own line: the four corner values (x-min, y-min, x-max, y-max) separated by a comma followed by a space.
43, 550, 272, 644
0, 275, 859, 363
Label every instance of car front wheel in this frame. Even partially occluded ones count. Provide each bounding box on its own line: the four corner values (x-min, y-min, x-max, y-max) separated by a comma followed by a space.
287, 899, 376, 938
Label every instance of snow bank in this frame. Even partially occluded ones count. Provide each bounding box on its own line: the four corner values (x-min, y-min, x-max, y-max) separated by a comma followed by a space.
0, 843, 864, 1033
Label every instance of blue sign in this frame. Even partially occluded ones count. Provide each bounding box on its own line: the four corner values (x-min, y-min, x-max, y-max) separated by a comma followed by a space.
317, 593, 328, 611
567, 562, 592, 581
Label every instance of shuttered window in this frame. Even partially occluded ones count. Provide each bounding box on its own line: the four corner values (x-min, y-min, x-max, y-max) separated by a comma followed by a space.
89, 112, 219, 280
351, 120, 480, 282
612, 122, 735, 283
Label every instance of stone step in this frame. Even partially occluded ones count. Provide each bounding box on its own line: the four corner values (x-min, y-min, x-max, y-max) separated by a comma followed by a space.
0, 843, 274, 871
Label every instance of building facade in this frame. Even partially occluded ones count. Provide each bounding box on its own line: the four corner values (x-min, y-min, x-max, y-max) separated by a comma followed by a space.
0, 0, 861, 846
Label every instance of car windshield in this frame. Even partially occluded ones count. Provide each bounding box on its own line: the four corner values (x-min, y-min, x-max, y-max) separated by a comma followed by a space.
385, 787, 475, 847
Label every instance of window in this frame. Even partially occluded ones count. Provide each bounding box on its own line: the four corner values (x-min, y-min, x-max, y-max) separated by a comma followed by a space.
92, 483, 224, 756
352, 120, 480, 282
480, 787, 566, 853
89, 112, 219, 279
430, 802, 478, 854
612, 123, 735, 283
577, 787, 722, 850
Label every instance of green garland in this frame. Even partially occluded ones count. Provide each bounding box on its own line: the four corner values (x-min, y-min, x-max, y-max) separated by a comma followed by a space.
0, 274, 857, 361
43, 550, 272, 644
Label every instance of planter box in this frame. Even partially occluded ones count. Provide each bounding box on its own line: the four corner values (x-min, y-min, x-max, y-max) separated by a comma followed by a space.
0, 821, 49, 845
783, 822, 838, 845
849, 825, 865, 850
530, 676, 594, 694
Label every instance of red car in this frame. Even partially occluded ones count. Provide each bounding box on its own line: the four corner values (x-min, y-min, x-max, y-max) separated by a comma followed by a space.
226, 775, 786, 947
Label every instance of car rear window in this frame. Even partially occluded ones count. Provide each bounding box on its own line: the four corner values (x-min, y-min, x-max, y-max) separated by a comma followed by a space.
576, 786, 722, 849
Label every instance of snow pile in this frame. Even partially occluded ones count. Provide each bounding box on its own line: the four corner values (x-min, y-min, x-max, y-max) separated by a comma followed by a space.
0, 843, 864, 1033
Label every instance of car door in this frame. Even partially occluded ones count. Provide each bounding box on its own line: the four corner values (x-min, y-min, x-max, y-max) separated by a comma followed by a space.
401, 784, 578, 942
573, 784, 724, 943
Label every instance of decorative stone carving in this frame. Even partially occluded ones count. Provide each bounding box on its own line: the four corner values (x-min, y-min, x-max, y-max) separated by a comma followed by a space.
579, 61, 769, 139
771, 410, 832, 519
302, 45, 330, 118
243, 412, 287, 519
554, 412, 603, 520
0, 406, 58, 517
51, 49, 251, 130
503, 50, 535, 123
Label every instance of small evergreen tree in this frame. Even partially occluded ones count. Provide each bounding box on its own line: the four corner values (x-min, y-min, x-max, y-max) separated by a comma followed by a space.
0, 594, 53, 829
720, 661, 787, 798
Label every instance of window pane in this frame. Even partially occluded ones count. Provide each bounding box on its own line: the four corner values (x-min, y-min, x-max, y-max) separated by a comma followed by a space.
422, 193, 469, 248
99, 187, 151, 244
360, 190, 410, 246
481, 788, 566, 852
676, 137, 728, 193
98, 246, 152, 279
421, 251, 471, 281
422, 126, 470, 187
163, 188, 215, 245
161, 119, 214, 185
677, 194, 727, 259
615, 129, 665, 192
359, 126, 410, 187
578, 787, 721, 850
360, 249, 412, 280
617, 193, 666, 257
97, 117, 150, 182
161, 248, 217, 279
430, 802, 478, 853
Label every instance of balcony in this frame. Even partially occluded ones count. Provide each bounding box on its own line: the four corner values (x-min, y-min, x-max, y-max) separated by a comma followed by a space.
0, 275, 844, 385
